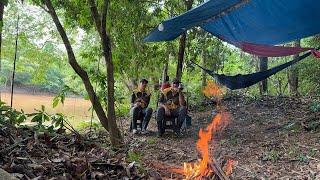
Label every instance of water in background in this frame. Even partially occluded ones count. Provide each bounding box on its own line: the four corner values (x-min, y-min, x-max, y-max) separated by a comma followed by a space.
0, 92, 93, 127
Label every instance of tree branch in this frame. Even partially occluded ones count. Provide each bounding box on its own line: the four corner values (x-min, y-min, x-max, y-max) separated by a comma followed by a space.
101, 0, 108, 34
87, 0, 102, 35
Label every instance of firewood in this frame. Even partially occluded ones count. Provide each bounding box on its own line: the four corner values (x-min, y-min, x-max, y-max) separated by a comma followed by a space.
209, 162, 229, 180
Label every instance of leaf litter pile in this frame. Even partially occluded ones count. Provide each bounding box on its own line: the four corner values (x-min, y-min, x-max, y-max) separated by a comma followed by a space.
0, 125, 144, 179
1, 95, 320, 179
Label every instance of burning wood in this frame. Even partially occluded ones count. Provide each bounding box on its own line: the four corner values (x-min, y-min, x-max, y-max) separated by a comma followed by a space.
209, 161, 229, 180
169, 81, 236, 179
171, 112, 234, 180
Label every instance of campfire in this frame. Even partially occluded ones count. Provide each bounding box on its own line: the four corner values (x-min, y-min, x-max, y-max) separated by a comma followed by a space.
171, 81, 237, 179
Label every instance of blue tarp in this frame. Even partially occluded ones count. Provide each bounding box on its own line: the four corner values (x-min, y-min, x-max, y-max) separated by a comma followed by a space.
145, 0, 320, 45
144, 0, 243, 42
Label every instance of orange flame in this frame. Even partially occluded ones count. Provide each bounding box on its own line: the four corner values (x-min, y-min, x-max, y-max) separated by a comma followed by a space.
202, 80, 223, 101
170, 80, 235, 179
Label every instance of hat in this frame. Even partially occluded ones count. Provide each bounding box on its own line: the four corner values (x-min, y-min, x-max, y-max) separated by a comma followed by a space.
140, 78, 148, 84
172, 78, 181, 84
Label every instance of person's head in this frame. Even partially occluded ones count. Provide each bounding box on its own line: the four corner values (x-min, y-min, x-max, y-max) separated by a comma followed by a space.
171, 78, 180, 91
139, 78, 148, 90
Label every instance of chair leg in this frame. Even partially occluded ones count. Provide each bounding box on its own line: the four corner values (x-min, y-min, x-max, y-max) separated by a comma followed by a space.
161, 119, 165, 134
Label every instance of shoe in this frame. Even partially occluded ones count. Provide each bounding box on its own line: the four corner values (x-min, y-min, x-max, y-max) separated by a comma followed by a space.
157, 131, 163, 137
132, 129, 138, 134
141, 129, 149, 135
174, 130, 182, 137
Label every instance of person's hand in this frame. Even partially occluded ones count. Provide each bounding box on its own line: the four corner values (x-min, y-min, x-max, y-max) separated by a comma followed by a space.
172, 87, 179, 94
164, 106, 171, 116
135, 102, 141, 107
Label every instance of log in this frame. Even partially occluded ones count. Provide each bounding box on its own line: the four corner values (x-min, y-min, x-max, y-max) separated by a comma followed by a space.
209, 162, 229, 180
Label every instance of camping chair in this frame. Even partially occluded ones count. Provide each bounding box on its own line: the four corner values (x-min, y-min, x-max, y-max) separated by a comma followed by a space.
161, 114, 191, 134
156, 115, 177, 135
162, 115, 177, 132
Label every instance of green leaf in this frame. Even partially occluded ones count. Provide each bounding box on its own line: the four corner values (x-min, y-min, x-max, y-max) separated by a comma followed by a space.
41, 105, 45, 112
47, 126, 55, 133
52, 96, 60, 108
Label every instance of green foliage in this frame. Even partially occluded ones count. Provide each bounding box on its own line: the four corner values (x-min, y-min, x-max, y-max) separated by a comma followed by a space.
28, 105, 50, 129
229, 134, 238, 146
262, 149, 280, 162
115, 102, 130, 117
0, 101, 27, 125
76, 119, 102, 131
287, 146, 311, 162
310, 100, 320, 112
127, 151, 143, 164
147, 138, 157, 145
52, 85, 76, 108
26, 105, 69, 133
52, 94, 64, 108
287, 146, 299, 159
297, 153, 309, 162
0, 102, 66, 133
51, 113, 65, 129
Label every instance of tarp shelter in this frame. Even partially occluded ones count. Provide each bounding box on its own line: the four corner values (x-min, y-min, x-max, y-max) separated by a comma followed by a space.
144, 0, 320, 89
145, 0, 320, 45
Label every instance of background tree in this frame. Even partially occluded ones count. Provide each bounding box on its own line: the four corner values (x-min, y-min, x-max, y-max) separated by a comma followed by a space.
258, 57, 268, 95
0, 0, 8, 101
176, 0, 193, 81
87, 0, 122, 146
288, 40, 300, 96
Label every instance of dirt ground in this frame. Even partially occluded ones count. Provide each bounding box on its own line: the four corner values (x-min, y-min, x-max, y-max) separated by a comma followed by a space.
1, 95, 320, 179
123, 95, 320, 179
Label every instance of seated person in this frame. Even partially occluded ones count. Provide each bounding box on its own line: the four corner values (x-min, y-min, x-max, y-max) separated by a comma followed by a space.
156, 78, 186, 136
130, 78, 152, 134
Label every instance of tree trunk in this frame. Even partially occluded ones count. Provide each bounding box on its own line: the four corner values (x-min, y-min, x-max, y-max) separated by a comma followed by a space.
88, 0, 122, 147
175, 0, 193, 81
0, 1, 5, 102
288, 40, 300, 96
176, 34, 186, 81
201, 50, 207, 88
201, 50, 207, 101
44, 0, 109, 130
258, 56, 268, 95
162, 54, 169, 84
162, 62, 168, 83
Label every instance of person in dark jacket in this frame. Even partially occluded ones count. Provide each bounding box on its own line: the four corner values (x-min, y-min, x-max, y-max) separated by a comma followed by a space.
130, 79, 152, 134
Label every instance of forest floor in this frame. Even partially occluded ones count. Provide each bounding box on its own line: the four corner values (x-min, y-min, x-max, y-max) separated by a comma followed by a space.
123, 95, 320, 179
1, 95, 320, 179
